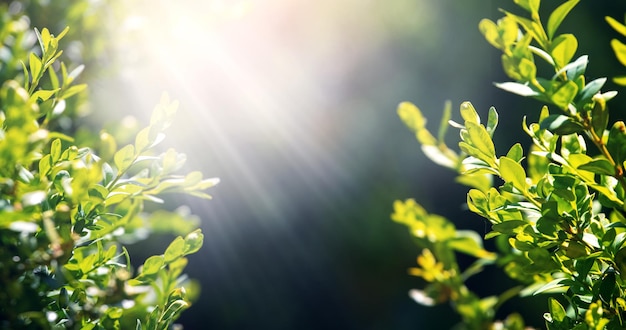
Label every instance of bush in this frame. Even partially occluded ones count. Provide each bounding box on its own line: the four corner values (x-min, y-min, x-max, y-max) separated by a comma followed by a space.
394, 0, 626, 328
0, 6, 217, 330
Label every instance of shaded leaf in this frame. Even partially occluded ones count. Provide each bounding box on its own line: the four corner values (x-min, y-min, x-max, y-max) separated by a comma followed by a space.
577, 159, 615, 176
540, 114, 583, 135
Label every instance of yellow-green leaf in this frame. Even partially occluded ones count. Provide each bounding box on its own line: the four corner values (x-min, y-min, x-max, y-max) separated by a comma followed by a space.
465, 122, 495, 161
606, 16, 626, 37
499, 156, 527, 191
460, 102, 480, 125
546, 0, 580, 40
183, 229, 204, 255
550, 34, 578, 69
551, 81, 579, 110
514, 0, 540, 15
114, 144, 136, 172
611, 39, 626, 67
548, 297, 567, 322
397, 102, 426, 133
29, 53, 43, 81
613, 76, 626, 86
141, 255, 164, 276
50, 138, 62, 163
164, 236, 185, 263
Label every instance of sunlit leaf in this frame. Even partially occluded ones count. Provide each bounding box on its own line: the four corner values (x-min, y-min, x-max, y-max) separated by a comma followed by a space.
506, 143, 524, 162
550, 82, 579, 110
550, 34, 578, 69
546, 0, 580, 40
499, 156, 527, 191
448, 230, 496, 260
421, 145, 457, 168
51, 138, 62, 163
494, 82, 539, 97
514, 0, 540, 15
183, 229, 204, 255
164, 236, 185, 263
460, 102, 480, 125
141, 255, 164, 276
114, 144, 136, 172
29, 53, 43, 81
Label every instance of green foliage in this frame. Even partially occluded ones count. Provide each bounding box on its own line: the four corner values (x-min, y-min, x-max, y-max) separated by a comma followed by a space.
395, 1, 626, 329
0, 8, 217, 330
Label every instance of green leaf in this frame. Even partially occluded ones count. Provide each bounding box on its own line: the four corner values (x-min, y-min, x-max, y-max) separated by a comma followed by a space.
60, 84, 87, 99
607, 121, 626, 165
39, 154, 51, 179
548, 297, 568, 322
164, 236, 185, 263
162, 300, 188, 325
546, 0, 580, 40
460, 102, 480, 125
48, 66, 59, 89
540, 115, 583, 135
448, 231, 495, 260
397, 102, 426, 132
114, 144, 136, 172
183, 229, 204, 255
437, 101, 452, 142
467, 188, 489, 217
104, 191, 130, 206
141, 255, 164, 276
577, 159, 615, 176
50, 139, 62, 163
29, 53, 43, 81
599, 271, 616, 303
606, 16, 626, 37
486, 106, 498, 137
558, 55, 588, 82
577, 77, 606, 105
518, 58, 537, 82
30, 89, 59, 102
466, 122, 496, 161
479, 19, 501, 49
492, 220, 527, 235
506, 143, 524, 162
499, 157, 527, 191
513, 0, 540, 16
134, 127, 152, 152
550, 34, 578, 69
591, 93, 610, 135
611, 39, 626, 67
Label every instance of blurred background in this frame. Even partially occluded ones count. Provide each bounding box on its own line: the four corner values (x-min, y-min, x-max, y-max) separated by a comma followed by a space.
15, 0, 626, 328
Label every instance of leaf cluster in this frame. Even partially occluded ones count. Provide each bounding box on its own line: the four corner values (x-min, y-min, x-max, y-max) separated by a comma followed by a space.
0, 12, 217, 330
395, 1, 626, 329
